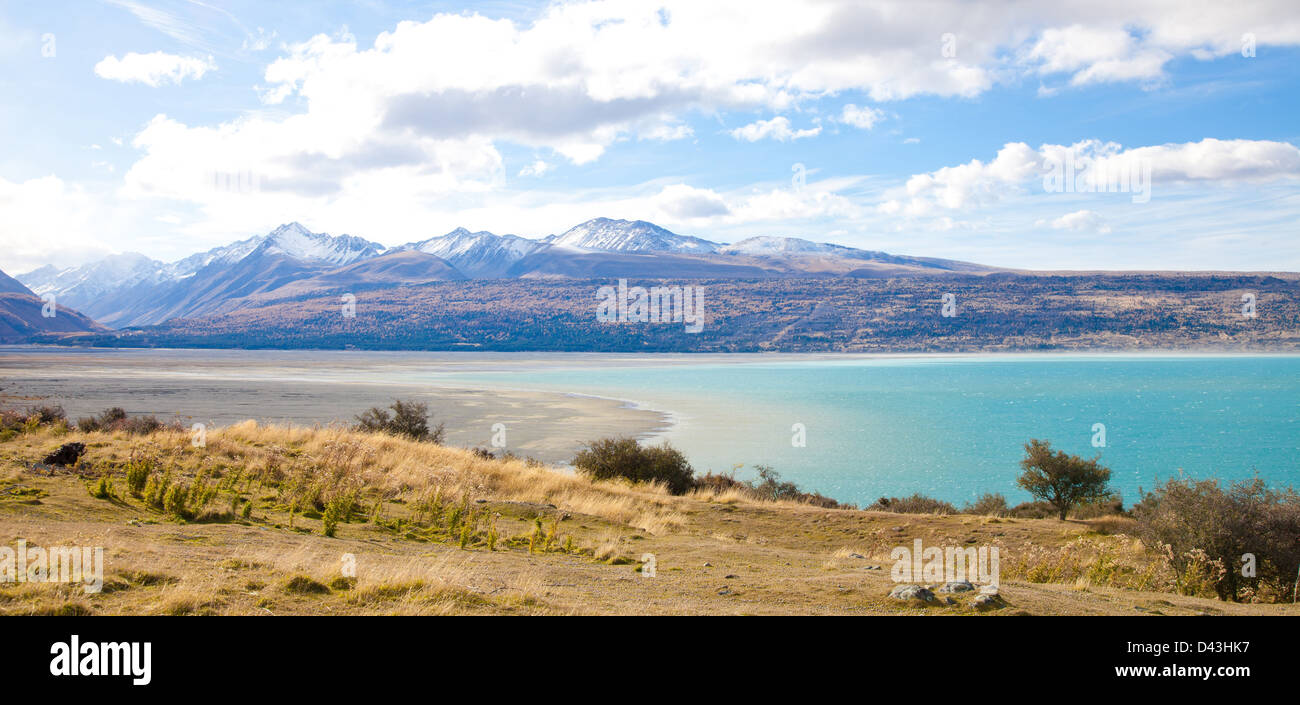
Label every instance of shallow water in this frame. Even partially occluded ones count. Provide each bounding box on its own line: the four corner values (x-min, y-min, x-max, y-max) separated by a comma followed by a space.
426, 353, 1300, 506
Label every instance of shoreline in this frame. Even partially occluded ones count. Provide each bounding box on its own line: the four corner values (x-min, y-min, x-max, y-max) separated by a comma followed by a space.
0, 350, 673, 465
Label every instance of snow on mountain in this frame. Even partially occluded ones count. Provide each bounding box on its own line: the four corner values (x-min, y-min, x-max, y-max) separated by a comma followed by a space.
17, 223, 382, 309
252, 222, 385, 266
17, 252, 173, 307
16, 223, 385, 328
550, 218, 720, 254
13, 217, 997, 330
162, 235, 265, 279
720, 236, 865, 257
398, 227, 546, 278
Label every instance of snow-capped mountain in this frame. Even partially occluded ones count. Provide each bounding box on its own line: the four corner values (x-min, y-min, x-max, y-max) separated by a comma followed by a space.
12, 217, 999, 331
19, 252, 175, 308
397, 227, 545, 278
549, 218, 720, 254
16, 223, 386, 328
253, 222, 385, 266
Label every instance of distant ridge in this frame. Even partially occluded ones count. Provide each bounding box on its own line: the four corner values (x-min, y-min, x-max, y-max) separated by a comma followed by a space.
0, 266, 105, 342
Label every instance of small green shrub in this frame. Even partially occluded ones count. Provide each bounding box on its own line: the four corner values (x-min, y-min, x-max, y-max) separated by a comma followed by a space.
162, 483, 189, 518
124, 455, 153, 496
88, 476, 113, 500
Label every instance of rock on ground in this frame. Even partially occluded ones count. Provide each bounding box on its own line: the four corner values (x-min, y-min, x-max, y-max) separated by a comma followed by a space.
889, 584, 937, 603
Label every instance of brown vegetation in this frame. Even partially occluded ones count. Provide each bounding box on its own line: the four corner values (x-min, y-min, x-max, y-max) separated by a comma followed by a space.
1, 409, 1295, 614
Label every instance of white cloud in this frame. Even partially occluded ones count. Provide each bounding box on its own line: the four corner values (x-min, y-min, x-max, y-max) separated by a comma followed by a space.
106, 1, 1300, 233
94, 51, 216, 86
1041, 209, 1112, 233
33, 1, 1300, 271
0, 176, 113, 273
895, 138, 1300, 214
729, 116, 821, 142
1020, 25, 1171, 87
653, 184, 730, 219
900, 142, 1042, 213
242, 27, 278, 52
518, 160, 552, 177
1118, 138, 1300, 182
839, 104, 883, 129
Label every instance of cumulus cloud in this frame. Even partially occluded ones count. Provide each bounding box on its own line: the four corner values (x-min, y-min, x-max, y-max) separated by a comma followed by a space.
94, 51, 216, 86
894, 138, 1300, 214
1020, 25, 1172, 88
729, 116, 821, 142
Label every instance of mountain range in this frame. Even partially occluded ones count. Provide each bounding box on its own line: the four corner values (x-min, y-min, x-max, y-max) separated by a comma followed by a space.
15, 218, 998, 330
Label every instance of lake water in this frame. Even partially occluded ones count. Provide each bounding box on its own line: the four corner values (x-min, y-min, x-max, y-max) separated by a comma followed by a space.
3, 348, 1296, 507
428, 353, 1300, 507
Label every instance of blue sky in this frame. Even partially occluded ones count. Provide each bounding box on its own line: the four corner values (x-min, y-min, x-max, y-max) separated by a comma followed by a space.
2, 0, 1299, 273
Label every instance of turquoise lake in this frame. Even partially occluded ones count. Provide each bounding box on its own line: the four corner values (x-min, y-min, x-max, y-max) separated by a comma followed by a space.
431, 354, 1300, 507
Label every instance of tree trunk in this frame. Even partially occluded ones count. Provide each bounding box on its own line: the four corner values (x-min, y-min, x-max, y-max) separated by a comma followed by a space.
1058, 505, 1068, 521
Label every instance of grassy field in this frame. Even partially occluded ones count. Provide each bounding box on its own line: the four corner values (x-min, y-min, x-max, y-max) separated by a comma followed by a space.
1, 422, 1296, 616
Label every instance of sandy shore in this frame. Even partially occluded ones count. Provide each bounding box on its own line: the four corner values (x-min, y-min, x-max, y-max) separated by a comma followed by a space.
0, 349, 668, 464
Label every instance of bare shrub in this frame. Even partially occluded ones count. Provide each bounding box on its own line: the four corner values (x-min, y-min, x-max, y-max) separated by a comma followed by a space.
1133, 477, 1300, 602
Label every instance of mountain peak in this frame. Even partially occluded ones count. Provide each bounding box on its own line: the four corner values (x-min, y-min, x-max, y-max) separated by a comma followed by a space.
553, 218, 719, 254
271, 221, 310, 234
400, 227, 545, 278
257, 223, 383, 266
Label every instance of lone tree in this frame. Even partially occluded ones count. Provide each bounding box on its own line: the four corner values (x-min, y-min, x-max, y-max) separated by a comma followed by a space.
1015, 439, 1112, 520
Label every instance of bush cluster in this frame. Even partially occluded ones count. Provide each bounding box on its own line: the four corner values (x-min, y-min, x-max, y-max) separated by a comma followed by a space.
354, 399, 445, 443
1134, 477, 1300, 602
573, 437, 694, 495
77, 407, 183, 434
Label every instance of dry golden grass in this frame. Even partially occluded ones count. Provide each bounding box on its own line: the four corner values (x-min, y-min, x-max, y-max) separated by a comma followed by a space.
2, 422, 1296, 616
